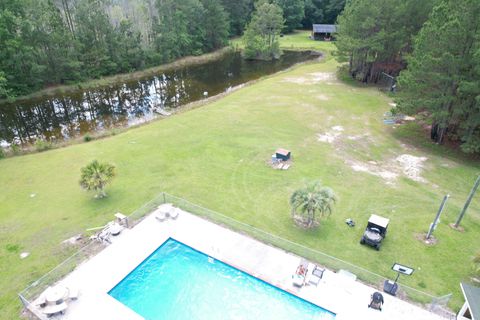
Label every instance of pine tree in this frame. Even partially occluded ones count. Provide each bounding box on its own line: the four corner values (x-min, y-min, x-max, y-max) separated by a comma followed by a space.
201, 0, 230, 51
155, 0, 207, 62
302, 0, 346, 28
0, 0, 45, 95
323, 0, 345, 24
0, 0, 235, 97
335, 0, 436, 83
75, 0, 118, 78
0, 71, 9, 99
221, 0, 253, 36
302, 0, 324, 29
396, 0, 480, 151
30, 0, 80, 84
114, 19, 145, 72
274, 0, 304, 33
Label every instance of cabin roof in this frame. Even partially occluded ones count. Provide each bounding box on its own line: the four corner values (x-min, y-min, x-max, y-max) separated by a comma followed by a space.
312, 24, 338, 33
461, 283, 480, 320
275, 148, 290, 156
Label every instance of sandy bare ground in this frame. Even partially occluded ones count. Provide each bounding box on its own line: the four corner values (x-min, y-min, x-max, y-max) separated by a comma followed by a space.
283, 72, 337, 85
317, 126, 344, 143
285, 70, 431, 185
317, 125, 429, 185
316, 94, 330, 101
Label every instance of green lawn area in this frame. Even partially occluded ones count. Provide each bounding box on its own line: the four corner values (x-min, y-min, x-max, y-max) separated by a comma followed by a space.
231, 30, 335, 53
1, 31, 479, 318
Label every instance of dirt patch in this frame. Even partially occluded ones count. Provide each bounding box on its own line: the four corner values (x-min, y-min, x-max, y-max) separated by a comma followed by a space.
62, 234, 84, 246
283, 72, 336, 85
332, 126, 344, 132
309, 72, 335, 82
316, 94, 330, 101
317, 126, 344, 143
347, 159, 398, 185
347, 133, 370, 141
283, 77, 311, 84
449, 223, 465, 232
396, 154, 427, 182
345, 154, 428, 185
315, 126, 429, 185
317, 132, 338, 143
415, 233, 438, 246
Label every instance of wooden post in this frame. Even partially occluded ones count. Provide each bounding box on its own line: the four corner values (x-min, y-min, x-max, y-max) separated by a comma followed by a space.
427, 194, 449, 239
454, 175, 480, 228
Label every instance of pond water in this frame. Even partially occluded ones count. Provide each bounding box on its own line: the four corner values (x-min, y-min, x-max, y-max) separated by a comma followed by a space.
0, 50, 317, 146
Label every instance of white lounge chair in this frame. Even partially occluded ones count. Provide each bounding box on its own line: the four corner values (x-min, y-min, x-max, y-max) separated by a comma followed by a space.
292, 259, 309, 287
155, 211, 167, 222
156, 204, 173, 221
68, 287, 79, 301
292, 274, 305, 287
308, 265, 325, 286
168, 208, 179, 219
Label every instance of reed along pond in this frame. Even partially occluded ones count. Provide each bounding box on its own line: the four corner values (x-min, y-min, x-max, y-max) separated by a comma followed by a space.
0, 50, 318, 146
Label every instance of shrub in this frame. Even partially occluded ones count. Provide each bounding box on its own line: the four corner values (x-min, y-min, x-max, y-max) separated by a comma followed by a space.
83, 134, 93, 142
11, 144, 21, 155
109, 128, 119, 136
5, 243, 20, 253
34, 139, 53, 152
0, 148, 5, 159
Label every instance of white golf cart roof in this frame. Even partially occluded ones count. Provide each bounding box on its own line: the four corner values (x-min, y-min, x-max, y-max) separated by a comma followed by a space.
368, 214, 390, 228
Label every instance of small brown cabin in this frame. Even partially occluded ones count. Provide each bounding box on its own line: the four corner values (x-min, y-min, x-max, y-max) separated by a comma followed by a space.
312, 24, 338, 41
275, 148, 291, 161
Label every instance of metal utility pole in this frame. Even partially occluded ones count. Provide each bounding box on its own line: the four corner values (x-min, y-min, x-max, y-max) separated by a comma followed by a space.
427, 194, 449, 239
454, 175, 480, 228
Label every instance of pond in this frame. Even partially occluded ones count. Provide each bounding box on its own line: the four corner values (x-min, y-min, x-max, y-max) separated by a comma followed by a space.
0, 50, 318, 146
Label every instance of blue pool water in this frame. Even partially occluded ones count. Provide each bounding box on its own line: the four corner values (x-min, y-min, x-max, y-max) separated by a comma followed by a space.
109, 238, 335, 320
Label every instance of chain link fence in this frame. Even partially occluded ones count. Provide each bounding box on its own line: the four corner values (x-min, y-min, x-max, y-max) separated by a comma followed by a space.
19, 192, 455, 319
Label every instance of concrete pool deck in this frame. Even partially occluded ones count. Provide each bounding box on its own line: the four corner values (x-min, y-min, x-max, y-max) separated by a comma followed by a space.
36, 205, 446, 320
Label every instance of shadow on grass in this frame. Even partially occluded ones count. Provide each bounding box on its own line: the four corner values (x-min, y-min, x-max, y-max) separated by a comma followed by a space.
335, 66, 385, 90
334, 66, 480, 164
390, 122, 480, 166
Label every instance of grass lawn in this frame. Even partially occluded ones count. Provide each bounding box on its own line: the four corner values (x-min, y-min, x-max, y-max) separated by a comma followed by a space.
1, 31, 479, 318
230, 30, 335, 53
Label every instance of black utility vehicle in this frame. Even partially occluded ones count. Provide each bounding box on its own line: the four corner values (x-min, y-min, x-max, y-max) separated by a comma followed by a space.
360, 214, 390, 250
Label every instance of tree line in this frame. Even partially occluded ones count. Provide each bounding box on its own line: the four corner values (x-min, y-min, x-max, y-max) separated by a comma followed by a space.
335, 0, 480, 153
0, 0, 230, 98
0, 0, 345, 99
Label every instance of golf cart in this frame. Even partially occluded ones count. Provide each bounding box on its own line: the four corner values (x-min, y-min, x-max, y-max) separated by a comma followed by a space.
360, 214, 390, 250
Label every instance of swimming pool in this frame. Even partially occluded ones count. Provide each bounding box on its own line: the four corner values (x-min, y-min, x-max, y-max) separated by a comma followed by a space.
109, 238, 335, 320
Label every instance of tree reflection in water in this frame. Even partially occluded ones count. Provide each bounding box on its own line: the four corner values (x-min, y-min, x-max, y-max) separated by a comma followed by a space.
0, 51, 315, 146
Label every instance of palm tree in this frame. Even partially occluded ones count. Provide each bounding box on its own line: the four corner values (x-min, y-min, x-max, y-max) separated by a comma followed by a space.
79, 160, 116, 198
290, 181, 336, 228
